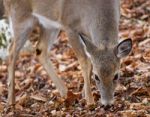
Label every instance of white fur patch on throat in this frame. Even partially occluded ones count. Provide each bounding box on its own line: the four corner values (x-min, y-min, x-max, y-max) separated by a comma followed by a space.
79, 36, 92, 59
85, 50, 92, 59
33, 13, 62, 29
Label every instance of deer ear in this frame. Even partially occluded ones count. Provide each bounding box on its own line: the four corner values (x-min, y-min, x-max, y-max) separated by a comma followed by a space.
79, 33, 97, 55
114, 39, 132, 58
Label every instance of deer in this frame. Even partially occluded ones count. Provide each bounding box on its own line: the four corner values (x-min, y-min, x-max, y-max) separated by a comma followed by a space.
0, 0, 132, 106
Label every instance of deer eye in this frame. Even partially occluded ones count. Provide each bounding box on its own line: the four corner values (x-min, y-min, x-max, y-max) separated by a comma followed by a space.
95, 75, 100, 82
113, 73, 119, 81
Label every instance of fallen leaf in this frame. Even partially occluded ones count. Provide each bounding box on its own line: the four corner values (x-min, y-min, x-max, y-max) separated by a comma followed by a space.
130, 87, 150, 97
30, 93, 47, 102
65, 91, 80, 107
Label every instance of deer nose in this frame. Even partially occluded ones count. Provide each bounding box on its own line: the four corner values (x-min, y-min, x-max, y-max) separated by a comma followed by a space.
101, 98, 114, 106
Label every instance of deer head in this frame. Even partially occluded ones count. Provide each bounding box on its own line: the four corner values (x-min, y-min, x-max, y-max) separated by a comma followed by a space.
80, 34, 132, 105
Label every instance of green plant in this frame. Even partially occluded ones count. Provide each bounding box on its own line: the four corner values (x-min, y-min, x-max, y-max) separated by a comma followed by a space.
0, 31, 7, 48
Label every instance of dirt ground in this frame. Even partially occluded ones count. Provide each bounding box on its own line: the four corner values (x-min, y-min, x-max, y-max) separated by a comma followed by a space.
0, 0, 150, 116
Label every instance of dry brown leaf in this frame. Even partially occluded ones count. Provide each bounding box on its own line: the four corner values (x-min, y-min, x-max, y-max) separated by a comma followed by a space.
130, 103, 146, 110
15, 103, 24, 111
116, 84, 127, 92
0, 82, 4, 95
130, 87, 150, 97
15, 70, 24, 78
0, 65, 7, 72
0, 103, 4, 112
16, 92, 29, 105
118, 110, 147, 117
143, 51, 150, 62
30, 93, 47, 102
65, 91, 80, 107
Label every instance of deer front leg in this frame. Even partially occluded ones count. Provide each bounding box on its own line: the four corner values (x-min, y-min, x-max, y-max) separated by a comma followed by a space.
79, 58, 94, 105
36, 28, 68, 98
67, 31, 94, 105
8, 31, 29, 105
8, 40, 17, 106
8, 16, 37, 105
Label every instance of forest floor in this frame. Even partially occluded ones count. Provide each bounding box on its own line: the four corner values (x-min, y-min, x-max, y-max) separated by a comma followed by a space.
0, 0, 150, 116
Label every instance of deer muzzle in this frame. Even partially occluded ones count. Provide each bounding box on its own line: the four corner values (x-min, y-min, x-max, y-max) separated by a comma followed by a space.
96, 80, 115, 106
